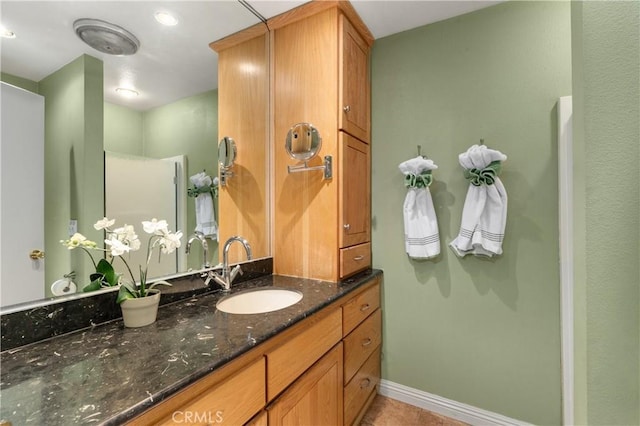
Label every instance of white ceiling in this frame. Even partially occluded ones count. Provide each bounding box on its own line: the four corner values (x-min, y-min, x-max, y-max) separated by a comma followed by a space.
0, 1, 500, 111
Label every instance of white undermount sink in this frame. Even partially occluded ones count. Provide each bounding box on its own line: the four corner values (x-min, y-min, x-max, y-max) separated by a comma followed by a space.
216, 288, 303, 314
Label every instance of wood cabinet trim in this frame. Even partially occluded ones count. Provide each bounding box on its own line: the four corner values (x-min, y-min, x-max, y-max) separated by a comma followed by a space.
342, 277, 380, 336
209, 22, 268, 52
267, 0, 374, 46
339, 134, 371, 249
343, 308, 381, 383
266, 308, 342, 401
344, 347, 381, 426
127, 352, 265, 425
267, 342, 344, 426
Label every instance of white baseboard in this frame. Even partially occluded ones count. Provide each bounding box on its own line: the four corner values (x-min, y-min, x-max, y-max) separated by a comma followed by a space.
378, 379, 532, 426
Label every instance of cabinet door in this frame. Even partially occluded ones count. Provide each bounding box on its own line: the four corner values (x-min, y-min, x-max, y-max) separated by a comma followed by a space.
339, 14, 370, 143
268, 343, 344, 426
339, 132, 371, 248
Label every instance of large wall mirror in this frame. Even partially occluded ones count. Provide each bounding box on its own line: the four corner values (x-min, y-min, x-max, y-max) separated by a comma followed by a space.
0, 1, 286, 309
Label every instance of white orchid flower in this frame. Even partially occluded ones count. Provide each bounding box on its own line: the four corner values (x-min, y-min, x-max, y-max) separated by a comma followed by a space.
160, 231, 183, 254
112, 224, 138, 243
93, 217, 115, 231
61, 233, 88, 249
105, 236, 131, 257
142, 218, 169, 235
128, 237, 141, 251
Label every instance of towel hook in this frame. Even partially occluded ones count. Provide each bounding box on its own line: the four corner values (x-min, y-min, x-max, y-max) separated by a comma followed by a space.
480, 138, 485, 145
417, 145, 428, 159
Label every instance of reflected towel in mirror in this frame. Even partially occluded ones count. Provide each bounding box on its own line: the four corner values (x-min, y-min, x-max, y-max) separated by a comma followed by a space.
189, 172, 218, 239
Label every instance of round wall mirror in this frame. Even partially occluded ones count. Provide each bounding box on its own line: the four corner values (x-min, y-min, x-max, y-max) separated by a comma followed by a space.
218, 136, 236, 169
285, 123, 322, 161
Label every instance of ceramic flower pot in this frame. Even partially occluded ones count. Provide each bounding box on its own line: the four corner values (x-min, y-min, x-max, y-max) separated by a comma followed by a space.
119, 289, 161, 328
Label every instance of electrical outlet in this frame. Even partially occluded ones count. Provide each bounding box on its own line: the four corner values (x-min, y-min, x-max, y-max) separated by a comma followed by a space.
68, 220, 77, 237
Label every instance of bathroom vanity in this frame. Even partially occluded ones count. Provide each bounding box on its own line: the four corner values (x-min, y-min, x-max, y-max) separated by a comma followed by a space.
0, 270, 382, 425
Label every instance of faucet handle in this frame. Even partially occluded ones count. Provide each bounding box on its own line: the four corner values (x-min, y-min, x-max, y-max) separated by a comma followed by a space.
229, 265, 243, 283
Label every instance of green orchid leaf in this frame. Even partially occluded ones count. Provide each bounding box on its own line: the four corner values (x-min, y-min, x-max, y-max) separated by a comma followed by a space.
116, 285, 136, 304
96, 259, 119, 286
82, 277, 103, 293
121, 281, 139, 296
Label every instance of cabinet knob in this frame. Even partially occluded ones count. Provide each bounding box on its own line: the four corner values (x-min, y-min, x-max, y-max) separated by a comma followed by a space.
29, 249, 45, 260
343, 223, 350, 230
360, 303, 371, 312
360, 378, 371, 389
362, 337, 372, 347
343, 105, 351, 113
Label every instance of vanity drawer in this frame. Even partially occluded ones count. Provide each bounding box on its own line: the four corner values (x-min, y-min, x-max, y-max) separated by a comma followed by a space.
157, 357, 265, 426
266, 308, 342, 401
342, 278, 380, 336
343, 308, 381, 383
340, 242, 371, 278
344, 347, 381, 426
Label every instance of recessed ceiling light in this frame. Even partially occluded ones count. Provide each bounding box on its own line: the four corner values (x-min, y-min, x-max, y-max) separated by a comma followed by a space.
116, 88, 139, 98
1, 26, 16, 39
154, 11, 178, 26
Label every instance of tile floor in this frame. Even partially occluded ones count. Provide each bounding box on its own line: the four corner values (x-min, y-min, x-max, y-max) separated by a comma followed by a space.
360, 395, 468, 426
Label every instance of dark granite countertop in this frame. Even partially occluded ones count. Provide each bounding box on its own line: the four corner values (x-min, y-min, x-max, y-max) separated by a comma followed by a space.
0, 269, 381, 425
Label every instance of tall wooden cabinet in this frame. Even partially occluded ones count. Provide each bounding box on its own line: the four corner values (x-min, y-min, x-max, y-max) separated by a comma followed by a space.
272, 1, 374, 282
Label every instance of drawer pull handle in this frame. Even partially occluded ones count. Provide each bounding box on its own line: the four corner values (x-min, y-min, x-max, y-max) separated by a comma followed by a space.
360, 378, 371, 389
360, 303, 371, 312
362, 338, 372, 347
353, 255, 364, 261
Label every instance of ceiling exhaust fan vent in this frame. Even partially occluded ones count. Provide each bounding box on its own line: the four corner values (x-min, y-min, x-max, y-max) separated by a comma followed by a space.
73, 18, 140, 56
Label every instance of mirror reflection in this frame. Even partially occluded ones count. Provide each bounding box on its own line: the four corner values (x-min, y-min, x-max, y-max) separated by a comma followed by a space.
285, 123, 322, 161
0, 1, 270, 308
218, 137, 237, 169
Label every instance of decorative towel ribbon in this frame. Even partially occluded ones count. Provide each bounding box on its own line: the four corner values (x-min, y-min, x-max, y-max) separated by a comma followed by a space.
188, 184, 218, 198
463, 160, 502, 186
404, 171, 433, 188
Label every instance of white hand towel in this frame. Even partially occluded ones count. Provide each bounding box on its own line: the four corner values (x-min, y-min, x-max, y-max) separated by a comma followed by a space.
450, 145, 508, 257
399, 156, 440, 259
189, 172, 218, 238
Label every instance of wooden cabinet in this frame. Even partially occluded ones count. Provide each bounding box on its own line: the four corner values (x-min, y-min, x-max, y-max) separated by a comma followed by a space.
246, 410, 268, 426
341, 277, 381, 425
129, 275, 382, 426
266, 308, 342, 401
267, 343, 344, 426
128, 357, 265, 426
272, 2, 374, 281
339, 133, 371, 249
339, 14, 370, 144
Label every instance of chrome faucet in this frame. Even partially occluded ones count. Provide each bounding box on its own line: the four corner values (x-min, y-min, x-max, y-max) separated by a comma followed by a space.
185, 232, 210, 269
206, 236, 252, 291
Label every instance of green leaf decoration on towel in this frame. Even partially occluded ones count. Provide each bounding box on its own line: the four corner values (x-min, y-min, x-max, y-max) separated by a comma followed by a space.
404, 171, 433, 188
464, 160, 502, 186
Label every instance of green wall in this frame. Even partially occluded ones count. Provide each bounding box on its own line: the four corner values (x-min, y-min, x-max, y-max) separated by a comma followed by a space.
104, 102, 143, 156
571, 1, 640, 424
104, 90, 219, 268
370, 2, 571, 424
38, 55, 104, 294
143, 90, 219, 267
